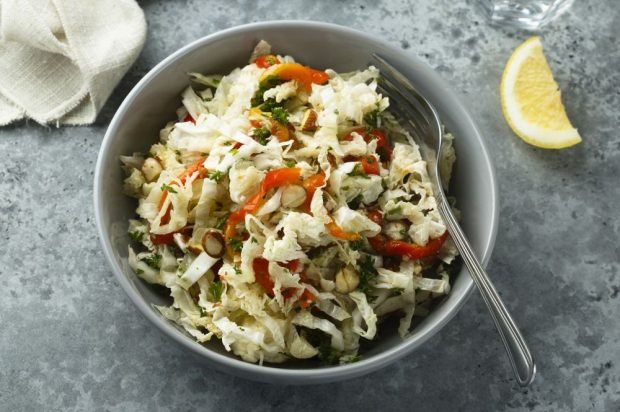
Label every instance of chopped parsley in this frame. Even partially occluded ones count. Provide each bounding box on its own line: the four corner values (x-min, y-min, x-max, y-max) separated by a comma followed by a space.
135, 268, 144, 275
214, 215, 229, 230
251, 237, 258, 244
142, 253, 162, 269
348, 163, 369, 179
283, 159, 297, 168
271, 107, 290, 124
253, 127, 271, 145
349, 239, 365, 251
234, 266, 242, 275
208, 170, 224, 183
128, 230, 144, 243
304, 329, 341, 365
343, 355, 362, 364
207, 281, 224, 302
230, 148, 239, 156
251, 75, 285, 107
358, 255, 378, 303
347, 194, 363, 210
160, 183, 177, 194
259, 98, 281, 112
228, 238, 243, 253
363, 108, 381, 128
318, 340, 341, 365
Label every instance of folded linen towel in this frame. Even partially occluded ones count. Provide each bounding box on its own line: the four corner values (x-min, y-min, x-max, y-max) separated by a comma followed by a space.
0, 0, 146, 125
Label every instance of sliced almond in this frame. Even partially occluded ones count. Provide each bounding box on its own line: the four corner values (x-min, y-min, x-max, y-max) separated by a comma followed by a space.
201, 230, 225, 258
300, 109, 318, 132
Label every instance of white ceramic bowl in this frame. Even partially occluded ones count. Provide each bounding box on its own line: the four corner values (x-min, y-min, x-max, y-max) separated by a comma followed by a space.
94, 21, 498, 384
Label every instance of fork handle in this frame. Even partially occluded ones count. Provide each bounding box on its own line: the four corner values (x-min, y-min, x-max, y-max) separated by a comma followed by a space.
438, 200, 537, 387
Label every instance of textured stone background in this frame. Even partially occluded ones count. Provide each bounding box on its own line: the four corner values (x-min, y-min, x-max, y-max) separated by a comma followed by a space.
1, 0, 619, 410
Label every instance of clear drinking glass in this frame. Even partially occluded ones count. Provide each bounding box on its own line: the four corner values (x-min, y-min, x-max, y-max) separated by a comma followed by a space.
478, 0, 575, 30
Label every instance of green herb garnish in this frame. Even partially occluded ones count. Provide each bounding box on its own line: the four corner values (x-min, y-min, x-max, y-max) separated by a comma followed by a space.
349, 239, 365, 251
363, 108, 381, 128
358, 255, 378, 303
208, 170, 224, 183
228, 238, 243, 253
347, 194, 363, 210
304, 329, 341, 365
348, 163, 369, 179
129, 231, 144, 243
318, 340, 341, 365
207, 282, 224, 302
344, 355, 362, 364
142, 253, 162, 269
251, 75, 285, 107
283, 159, 297, 168
230, 148, 239, 156
271, 107, 290, 124
161, 183, 177, 194
214, 215, 229, 230
259, 98, 281, 112
253, 127, 271, 145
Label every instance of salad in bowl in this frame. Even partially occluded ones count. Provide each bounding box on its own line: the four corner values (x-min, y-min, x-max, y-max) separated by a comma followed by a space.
121, 41, 459, 365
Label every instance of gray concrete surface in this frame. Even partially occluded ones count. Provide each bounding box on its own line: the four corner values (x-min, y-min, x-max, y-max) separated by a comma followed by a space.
1, 0, 619, 410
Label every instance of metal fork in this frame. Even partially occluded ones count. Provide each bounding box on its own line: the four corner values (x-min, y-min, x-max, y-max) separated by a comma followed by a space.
373, 54, 536, 387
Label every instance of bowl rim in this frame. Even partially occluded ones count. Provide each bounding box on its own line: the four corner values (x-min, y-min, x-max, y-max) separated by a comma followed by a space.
94, 20, 499, 384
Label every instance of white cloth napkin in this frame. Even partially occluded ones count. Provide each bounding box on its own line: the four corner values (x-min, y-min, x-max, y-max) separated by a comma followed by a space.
0, 0, 146, 125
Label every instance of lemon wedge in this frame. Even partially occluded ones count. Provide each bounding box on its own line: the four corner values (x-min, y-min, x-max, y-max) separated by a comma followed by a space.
500, 37, 581, 149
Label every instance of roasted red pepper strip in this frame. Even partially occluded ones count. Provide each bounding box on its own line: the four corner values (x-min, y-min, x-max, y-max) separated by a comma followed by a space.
369, 231, 449, 260
255, 54, 280, 69
182, 114, 195, 123
281, 259, 299, 273
150, 226, 193, 245
252, 258, 275, 294
253, 258, 313, 306
360, 155, 380, 175
299, 289, 316, 309
344, 127, 392, 161
366, 209, 384, 226
225, 167, 302, 246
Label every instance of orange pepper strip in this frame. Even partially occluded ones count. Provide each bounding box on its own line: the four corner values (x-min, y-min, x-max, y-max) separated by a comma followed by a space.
261, 63, 329, 92
326, 221, 361, 241
225, 167, 302, 249
301, 173, 326, 211
157, 156, 208, 225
